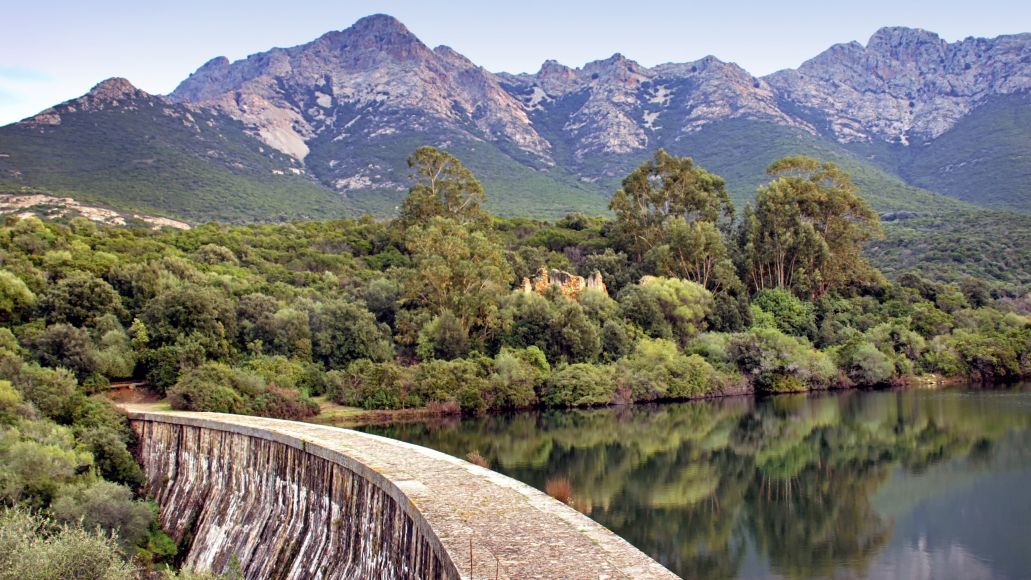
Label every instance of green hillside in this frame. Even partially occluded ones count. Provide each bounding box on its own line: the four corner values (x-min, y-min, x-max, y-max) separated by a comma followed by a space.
0, 99, 353, 223
656, 119, 974, 213
870, 209, 1031, 288
306, 129, 610, 219
848, 94, 1031, 213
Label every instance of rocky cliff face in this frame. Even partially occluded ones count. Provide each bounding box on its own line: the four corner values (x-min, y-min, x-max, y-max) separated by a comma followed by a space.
168, 16, 1029, 190
171, 14, 551, 191
766, 28, 1031, 144
5, 15, 1029, 218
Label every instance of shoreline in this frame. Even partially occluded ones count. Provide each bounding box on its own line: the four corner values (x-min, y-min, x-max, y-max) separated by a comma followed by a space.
306, 373, 1026, 429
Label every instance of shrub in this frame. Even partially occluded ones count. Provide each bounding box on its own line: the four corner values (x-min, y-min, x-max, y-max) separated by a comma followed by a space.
310, 300, 393, 369
540, 364, 615, 407
619, 277, 712, 346
32, 324, 98, 379
327, 361, 417, 410
414, 359, 491, 414
616, 338, 723, 401
50, 480, 153, 551
0, 508, 137, 579
14, 364, 78, 422
487, 347, 548, 409
416, 310, 469, 361
836, 339, 895, 386
168, 363, 252, 414
752, 288, 815, 338
727, 328, 836, 393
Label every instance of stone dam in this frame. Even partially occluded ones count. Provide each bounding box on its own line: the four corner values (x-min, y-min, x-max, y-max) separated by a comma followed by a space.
127, 407, 677, 579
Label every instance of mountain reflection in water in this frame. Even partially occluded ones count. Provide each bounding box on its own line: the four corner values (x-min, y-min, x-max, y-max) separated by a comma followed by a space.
362, 385, 1031, 579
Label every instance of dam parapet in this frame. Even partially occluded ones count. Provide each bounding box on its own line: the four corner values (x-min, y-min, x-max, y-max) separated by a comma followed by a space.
126, 407, 677, 579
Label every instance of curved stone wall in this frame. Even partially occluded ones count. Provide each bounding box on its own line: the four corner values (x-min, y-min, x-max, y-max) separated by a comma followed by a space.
128, 408, 677, 579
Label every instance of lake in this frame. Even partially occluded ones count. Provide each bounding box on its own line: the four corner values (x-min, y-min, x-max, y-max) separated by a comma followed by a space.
360, 384, 1031, 579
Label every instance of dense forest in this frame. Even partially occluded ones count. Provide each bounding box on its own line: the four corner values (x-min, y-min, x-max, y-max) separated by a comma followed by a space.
0, 146, 1029, 575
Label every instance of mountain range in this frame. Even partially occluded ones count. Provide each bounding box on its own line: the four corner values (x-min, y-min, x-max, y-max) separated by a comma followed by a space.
0, 14, 1028, 222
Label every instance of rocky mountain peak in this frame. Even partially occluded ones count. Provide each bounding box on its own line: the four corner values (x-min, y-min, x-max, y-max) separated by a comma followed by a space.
88, 77, 145, 101
21, 77, 155, 126
348, 13, 412, 38
866, 26, 946, 54
767, 26, 1031, 143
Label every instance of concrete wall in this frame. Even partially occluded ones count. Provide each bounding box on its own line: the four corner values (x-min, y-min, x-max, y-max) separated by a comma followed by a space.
128, 408, 677, 579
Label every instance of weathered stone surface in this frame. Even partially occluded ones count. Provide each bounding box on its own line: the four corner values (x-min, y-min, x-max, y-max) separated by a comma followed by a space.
128, 407, 675, 579
766, 28, 1031, 143
521, 267, 608, 300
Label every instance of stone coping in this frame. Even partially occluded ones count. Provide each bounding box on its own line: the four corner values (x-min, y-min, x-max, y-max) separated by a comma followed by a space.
124, 406, 678, 579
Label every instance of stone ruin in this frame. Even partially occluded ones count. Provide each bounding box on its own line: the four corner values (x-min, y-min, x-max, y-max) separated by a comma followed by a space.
521, 267, 607, 299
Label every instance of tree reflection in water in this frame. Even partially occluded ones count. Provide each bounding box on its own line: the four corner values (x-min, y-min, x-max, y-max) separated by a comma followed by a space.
363, 385, 1031, 579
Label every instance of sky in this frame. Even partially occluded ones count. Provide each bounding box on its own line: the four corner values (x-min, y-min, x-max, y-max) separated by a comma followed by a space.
2, 0, 1029, 125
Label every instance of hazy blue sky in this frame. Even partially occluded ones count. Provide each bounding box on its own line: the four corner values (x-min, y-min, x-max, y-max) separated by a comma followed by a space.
2, 0, 1028, 124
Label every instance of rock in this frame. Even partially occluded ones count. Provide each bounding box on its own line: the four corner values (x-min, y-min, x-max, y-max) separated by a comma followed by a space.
765, 28, 1031, 143
521, 267, 608, 299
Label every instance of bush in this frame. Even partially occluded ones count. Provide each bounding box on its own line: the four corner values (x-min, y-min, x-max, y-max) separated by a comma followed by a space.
836, 339, 895, 386
310, 300, 393, 369
752, 288, 815, 338
0, 508, 137, 579
50, 480, 153, 551
14, 364, 78, 422
619, 277, 712, 346
327, 361, 417, 410
540, 364, 615, 407
487, 347, 548, 409
0, 423, 93, 508
616, 338, 724, 401
32, 324, 98, 379
414, 359, 491, 414
38, 273, 124, 328
168, 363, 251, 414
416, 310, 469, 360
727, 328, 836, 393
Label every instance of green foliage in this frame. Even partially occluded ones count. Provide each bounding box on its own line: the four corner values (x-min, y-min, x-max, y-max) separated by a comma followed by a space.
0, 508, 137, 580
0, 271, 35, 323
616, 338, 729, 401
168, 362, 317, 419
14, 364, 78, 422
328, 361, 418, 410
50, 480, 153, 551
740, 157, 882, 298
726, 328, 837, 393
619, 277, 713, 346
310, 300, 393, 369
399, 146, 489, 228
39, 272, 124, 328
752, 289, 815, 338
540, 364, 616, 407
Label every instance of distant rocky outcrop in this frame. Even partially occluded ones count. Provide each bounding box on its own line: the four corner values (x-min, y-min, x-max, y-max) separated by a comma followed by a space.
765, 27, 1031, 144
3, 15, 1029, 219
163, 15, 1029, 192
522, 267, 607, 299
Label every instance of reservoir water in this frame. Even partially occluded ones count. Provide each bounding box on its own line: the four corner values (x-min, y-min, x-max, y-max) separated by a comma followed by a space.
362, 384, 1031, 579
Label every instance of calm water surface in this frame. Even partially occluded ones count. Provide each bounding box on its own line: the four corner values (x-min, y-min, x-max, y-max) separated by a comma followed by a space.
361, 384, 1031, 579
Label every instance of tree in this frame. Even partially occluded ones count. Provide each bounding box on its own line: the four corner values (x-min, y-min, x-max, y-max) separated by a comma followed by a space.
740, 157, 882, 298
404, 217, 512, 342
309, 300, 393, 369
32, 324, 98, 380
610, 149, 734, 269
619, 277, 713, 346
398, 147, 488, 228
0, 270, 34, 323
38, 273, 123, 328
